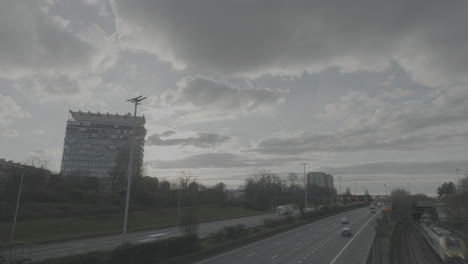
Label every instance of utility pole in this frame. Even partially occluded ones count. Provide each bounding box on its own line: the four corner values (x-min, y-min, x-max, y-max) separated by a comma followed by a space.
10, 170, 25, 241
456, 168, 461, 195
339, 176, 342, 195
241, 195, 244, 216
354, 181, 357, 196
177, 187, 182, 224
301, 163, 308, 209
384, 184, 388, 197
122, 95, 146, 241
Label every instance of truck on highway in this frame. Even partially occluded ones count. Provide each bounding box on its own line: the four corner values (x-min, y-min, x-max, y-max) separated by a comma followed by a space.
276, 204, 294, 215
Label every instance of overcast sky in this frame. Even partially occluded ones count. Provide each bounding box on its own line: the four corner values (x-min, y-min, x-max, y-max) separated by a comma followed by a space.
1, 0, 468, 195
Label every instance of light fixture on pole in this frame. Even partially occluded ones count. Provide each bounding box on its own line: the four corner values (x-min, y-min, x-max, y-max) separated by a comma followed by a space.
301, 163, 308, 209
122, 95, 146, 241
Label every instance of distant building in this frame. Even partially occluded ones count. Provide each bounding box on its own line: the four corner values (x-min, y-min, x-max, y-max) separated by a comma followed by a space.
60, 110, 146, 178
0, 158, 52, 176
0, 158, 52, 193
307, 172, 334, 190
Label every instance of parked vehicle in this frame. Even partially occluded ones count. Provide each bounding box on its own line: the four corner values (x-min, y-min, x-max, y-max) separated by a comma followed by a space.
276, 204, 294, 215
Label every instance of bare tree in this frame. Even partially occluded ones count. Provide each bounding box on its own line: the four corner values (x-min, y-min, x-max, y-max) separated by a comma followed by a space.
26, 154, 49, 169
179, 207, 199, 237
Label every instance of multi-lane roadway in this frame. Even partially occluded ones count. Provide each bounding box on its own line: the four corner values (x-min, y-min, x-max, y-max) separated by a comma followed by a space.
198, 207, 380, 264
29, 211, 278, 261
30, 207, 379, 263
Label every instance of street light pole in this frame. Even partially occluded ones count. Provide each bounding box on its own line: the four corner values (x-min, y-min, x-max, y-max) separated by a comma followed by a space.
177, 187, 181, 224
122, 95, 146, 241
384, 184, 388, 197
456, 168, 461, 195
10, 170, 25, 241
339, 176, 342, 195
301, 163, 308, 209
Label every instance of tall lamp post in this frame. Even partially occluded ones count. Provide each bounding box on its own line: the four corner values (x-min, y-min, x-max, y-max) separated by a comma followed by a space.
301, 163, 308, 209
122, 95, 146, 241
456, 168, 461, 195
10, 169, 25, 241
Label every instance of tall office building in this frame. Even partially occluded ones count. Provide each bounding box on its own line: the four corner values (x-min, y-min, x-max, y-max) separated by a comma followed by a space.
307, 172, 334, 190
60, 110, 146, 178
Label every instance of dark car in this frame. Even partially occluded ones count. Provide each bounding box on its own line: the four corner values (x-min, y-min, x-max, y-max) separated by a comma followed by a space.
342, 227, 352, 237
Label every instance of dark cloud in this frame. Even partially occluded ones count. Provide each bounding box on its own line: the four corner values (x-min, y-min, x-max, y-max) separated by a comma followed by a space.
147, 153, 304, 169
0, 1, 93, 78
159, 130, 177, 137
0, 1, 117, 97
147, 132, 230, 148
160, 75, 287, 111
252, 130, 468, 155
112, 0, 468, 86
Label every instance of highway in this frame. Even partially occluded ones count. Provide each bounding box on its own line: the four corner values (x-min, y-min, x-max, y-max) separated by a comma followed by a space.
198, 207, 380, 264
29, 211, 281, 261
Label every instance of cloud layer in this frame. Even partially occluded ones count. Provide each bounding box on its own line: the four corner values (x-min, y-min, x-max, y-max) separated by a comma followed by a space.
148, 153, 304, 169
112, 0, 468, 86
253, 85, 468, 155
0, 94, 31, 126
0, 0, 117, 97
147, 131, 230, 148
147, 75, 288, 123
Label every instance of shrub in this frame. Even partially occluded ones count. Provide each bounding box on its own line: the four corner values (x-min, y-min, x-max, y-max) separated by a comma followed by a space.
263, 218, 285, 228
31, 251, 107, 264
31, 235, 200, 264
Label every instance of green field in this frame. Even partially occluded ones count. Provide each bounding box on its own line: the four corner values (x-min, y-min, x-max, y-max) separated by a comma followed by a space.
0, 206, 265, 243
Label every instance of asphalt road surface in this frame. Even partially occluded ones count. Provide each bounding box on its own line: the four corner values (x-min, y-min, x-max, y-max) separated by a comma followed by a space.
29, 211, 284, 261
197, 207, 381, 264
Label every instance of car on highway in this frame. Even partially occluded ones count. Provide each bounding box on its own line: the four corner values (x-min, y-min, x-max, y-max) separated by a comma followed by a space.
341, 227, 352, 237
371, 209, 376, 214
341, 217, 349, 224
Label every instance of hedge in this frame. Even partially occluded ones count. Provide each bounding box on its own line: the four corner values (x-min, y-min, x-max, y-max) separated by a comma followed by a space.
31, 235, 200, 264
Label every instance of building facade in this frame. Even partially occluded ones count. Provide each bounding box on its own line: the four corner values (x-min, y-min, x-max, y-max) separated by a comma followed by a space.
60, 110, 146, 178
307, 172, 334, 190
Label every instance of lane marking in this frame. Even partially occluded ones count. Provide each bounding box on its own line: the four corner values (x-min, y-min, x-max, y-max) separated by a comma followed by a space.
297, 243, 302, 246
272, 254, 279, 259
148, 233, 167, 237
196, 207, 367, 264
329, 211, 380, 264
247, 253, 255, 257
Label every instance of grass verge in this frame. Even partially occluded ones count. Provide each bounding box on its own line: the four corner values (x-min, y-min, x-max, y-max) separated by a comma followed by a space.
0, 206, 265, 243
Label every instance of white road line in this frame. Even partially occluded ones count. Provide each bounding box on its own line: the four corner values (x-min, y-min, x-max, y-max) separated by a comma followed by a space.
329, 211, 380, 264
272, 254, 279, 259
247, 253, 255, 257
297, 243, 302, 246
196, 208, 362, 264
147, 233, 167, 237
